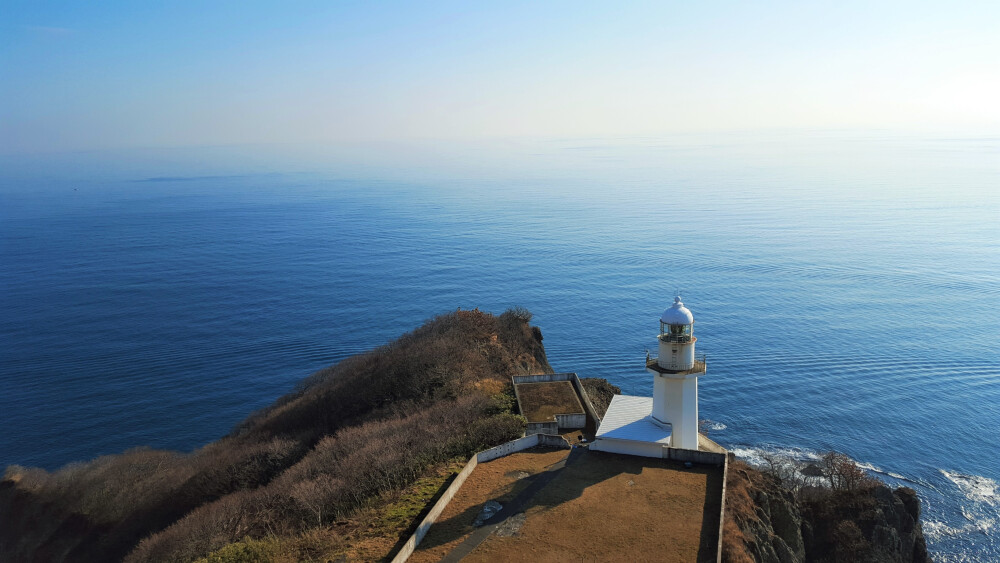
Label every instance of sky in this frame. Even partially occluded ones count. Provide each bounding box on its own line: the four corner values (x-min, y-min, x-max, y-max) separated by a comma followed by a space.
2, 1, 999, 154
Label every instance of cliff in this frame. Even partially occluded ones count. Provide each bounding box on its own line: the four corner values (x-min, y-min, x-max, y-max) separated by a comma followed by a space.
1, 308, 935, 562
1, 308, 551, 562
723, 455, 931, 563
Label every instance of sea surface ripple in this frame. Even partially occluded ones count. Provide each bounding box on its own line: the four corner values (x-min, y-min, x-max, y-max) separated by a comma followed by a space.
1, 134, 997, 559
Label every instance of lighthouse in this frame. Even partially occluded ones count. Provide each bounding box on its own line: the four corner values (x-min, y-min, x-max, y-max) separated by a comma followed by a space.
647, 296, 706, 450
591, 296, 715, 458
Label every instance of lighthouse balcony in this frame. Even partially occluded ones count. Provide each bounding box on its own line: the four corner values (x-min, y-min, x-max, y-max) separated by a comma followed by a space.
646, 357, 706, 377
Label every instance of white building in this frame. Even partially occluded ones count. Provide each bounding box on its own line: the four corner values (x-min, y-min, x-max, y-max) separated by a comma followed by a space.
590, 297, 708, 458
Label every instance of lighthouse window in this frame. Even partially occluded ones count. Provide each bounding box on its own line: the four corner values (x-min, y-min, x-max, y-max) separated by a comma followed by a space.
661, 323, 691, 342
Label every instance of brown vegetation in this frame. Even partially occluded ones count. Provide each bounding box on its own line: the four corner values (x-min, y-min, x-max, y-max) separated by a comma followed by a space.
515, 381, 583, 422
579, 377, 620, 418
721, 459, 758, 563
1, 308, 552, 562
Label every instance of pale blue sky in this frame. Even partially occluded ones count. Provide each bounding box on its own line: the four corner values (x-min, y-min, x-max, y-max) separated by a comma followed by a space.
2, 1, 998, 154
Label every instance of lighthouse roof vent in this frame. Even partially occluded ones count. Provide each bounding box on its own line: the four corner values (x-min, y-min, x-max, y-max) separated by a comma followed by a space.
660, 296, 694, 325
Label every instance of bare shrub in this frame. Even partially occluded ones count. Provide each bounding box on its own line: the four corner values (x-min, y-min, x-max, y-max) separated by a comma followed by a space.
759, 452, 809, 494
500, 306, 533, 324
4, 309, 550, 562
819, 452, 877, 492
289, 475, 344, 527
128, 394, 518, 561
126, 488, 283, 563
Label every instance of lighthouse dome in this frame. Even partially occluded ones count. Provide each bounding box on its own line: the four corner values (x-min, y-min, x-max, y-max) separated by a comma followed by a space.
660, 296, 694, 325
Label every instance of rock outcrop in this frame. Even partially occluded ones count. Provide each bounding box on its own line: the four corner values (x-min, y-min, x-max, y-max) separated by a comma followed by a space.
725, 459, 931, 563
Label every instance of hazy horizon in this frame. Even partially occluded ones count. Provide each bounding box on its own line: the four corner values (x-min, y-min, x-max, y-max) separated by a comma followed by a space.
3, 1, 999, 155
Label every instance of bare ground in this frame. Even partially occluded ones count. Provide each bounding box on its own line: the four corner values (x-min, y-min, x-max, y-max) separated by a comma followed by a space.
410, 447, 722, 562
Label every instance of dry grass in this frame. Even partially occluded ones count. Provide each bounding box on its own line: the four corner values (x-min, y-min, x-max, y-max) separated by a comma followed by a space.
410, 447, 569, 562
1, 308, 552, 562
412, 447, 723, 563
721, 459, 757, 563
516, 381, 584, 422
194, 459, 468, 563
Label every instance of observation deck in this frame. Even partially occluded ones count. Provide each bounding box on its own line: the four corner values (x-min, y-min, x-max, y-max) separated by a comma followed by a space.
646, 357, 706, 377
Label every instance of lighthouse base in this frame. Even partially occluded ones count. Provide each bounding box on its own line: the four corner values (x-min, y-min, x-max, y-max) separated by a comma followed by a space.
591, 394, 727, 460
591, 395, 672, 458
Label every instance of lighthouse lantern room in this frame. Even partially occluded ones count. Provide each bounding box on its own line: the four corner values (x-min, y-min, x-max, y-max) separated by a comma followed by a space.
656, 296, 697, 370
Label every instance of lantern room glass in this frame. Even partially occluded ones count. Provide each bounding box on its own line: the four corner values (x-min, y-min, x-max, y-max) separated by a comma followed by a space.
660, 322, 692, 342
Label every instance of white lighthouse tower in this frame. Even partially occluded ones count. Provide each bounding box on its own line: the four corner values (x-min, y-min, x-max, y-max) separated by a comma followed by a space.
647, 296, 706, 450
591, 296, 714, 458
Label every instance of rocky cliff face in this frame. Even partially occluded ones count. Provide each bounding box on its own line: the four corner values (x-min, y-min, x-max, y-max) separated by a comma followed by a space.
725, 459, 931, 563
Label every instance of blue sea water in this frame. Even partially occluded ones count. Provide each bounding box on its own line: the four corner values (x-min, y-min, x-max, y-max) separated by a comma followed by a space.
1, 132, 998, 560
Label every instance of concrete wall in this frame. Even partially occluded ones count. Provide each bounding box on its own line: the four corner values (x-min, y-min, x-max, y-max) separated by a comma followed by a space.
699, 434, 728, 455
590, 437, 665, 458
662, 446, 726, 466
512, 373, 573, 384
538, 434, 572, 448
555, 413, 586, 429
526, 421, 560, 435
477, 433, 541, 462
716, 454, 730, 563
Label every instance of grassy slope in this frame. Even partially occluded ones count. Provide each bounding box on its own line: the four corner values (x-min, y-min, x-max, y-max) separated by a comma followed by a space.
195, 459, 468, 563
1, 308, 552, 562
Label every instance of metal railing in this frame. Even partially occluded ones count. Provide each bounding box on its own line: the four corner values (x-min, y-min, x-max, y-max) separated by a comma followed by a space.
646, 356, 707, 373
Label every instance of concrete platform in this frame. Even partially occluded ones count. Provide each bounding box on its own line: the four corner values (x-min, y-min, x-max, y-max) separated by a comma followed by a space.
590, 394, 673, 457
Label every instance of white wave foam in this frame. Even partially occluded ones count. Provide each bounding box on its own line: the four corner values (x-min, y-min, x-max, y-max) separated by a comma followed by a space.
855, 461, 918, 484
856, 460, 883, 473
727, 446, 762, 463
703, 420, 727, 431
941, 470, 998, 507
932, 469, 1000, 551
923, 519, 962, 540
926, 513, 996, 543
929, 550, 988, 563
732, 446, 924, 488
730, 444, 823, 466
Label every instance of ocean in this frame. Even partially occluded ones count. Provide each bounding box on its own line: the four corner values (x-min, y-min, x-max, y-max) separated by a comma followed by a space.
1, 132, 997, 560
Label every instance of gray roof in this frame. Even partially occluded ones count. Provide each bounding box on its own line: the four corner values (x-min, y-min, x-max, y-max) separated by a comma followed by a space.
594, 395, 671, 444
